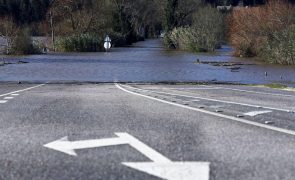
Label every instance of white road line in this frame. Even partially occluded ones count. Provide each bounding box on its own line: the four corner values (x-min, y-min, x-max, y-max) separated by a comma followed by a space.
117, 133, 172, 163
44, 136, 129, 156
209, 105, 225, 109
0, 100, 8, 104
244, 110, 272, 117
45, 132, 210, 180
200, 85, 295, 98
120, 84, 293, 113
158, 87, 221, 90
11, 94, 19, 96
4, 97, 14, 100
116, 83, 295, 136
0, 84, 45, 97
184, 100, 200, 103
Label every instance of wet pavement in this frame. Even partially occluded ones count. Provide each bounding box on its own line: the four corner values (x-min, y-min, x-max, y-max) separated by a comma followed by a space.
0, 39, 295, 85
1, 83, 295, 180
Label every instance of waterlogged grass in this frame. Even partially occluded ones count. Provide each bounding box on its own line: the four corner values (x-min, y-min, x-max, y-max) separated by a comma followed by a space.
264, 84, 288, 89
55, 34, 102, 52
246, 83, 288, 89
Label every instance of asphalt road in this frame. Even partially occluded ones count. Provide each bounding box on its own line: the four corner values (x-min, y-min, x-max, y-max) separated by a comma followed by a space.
1, 83, 295, 180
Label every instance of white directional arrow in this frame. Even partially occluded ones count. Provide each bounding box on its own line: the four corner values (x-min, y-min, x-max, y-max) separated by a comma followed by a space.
123, 162, 210, 180
243, 110, 272, 117
44, 133, 210, 180
44, 135, 128, 156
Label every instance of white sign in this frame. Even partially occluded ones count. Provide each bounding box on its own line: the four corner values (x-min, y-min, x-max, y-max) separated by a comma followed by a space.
104, 42, 111, 50
104, 35, 112, 51
44, 132, 210, 180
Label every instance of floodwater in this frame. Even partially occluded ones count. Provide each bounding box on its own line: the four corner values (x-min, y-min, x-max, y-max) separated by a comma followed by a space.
0, 39, 295, 86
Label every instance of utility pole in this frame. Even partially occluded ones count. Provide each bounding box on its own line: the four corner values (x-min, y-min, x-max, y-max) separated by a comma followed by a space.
49, 11, 55, 51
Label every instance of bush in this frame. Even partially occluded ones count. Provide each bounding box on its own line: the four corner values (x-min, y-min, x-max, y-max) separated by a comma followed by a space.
165, 6, 225, 52
12, 28, 40, 55
108, 32, 128, 47
261, 25, 295, 65
55, 34, 101, 52
228, 0, 295, 64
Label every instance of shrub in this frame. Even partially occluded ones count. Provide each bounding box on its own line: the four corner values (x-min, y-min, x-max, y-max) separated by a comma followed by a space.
12, 27, 40, 55
108, 32, 128, 47
261, 25, 295, 65
228, 0, 295, 64
165, 6, 225, 52
55, 34, 101, 52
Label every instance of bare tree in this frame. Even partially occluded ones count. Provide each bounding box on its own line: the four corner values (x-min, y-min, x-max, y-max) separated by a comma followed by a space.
0, 17, 20, 54
47, 0, 111, 36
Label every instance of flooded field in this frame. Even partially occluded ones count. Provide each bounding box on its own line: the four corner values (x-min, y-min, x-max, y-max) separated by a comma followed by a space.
0, 39, 295, 86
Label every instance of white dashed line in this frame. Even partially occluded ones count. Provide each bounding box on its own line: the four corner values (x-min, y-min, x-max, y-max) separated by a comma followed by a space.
0, 100, 8, 104
116, 83, 295, 136
244, 110, 272, 117
184, 100, 200, 103
0, 84, 45, 97
4, 97, 14, 100
201, 85, 295, 98
159, 87, 221, 90
11, 94, 19, 96
120, 84, 293, 113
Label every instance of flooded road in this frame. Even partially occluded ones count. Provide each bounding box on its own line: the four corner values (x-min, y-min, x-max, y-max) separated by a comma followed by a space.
0, 39, 295, 85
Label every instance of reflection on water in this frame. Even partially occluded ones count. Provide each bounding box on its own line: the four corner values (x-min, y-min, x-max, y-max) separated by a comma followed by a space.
0, 39, 295, 86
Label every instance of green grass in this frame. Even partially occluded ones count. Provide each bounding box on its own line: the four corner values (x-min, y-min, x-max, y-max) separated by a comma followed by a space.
264, 83, 287, 89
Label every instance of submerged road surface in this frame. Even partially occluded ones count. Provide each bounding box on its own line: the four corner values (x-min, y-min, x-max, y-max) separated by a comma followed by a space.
1, 39, 295, 85
1, 83, 295, 180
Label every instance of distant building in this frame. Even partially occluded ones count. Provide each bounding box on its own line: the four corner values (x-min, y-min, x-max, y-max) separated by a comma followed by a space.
217, 5, 232, 11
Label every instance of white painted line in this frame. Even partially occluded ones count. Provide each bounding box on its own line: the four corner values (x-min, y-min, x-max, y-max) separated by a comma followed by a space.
0, 100, 8, 104
11, 94, 19, 96
0, 84, 45, 98
244, 110, 272, 117
204, 85, 295, 98
45, 132, 210, 180
210, 105, 225, 109
120, 84, 292, 113
4, 97, 14, 100
44, 132, 172, 162
116, 84, 295, 136
116, 133, 171, 163
123, 162, 210, 180
160, 87, 221, 90
44, 136, 128, 156
184, 99, 200, 103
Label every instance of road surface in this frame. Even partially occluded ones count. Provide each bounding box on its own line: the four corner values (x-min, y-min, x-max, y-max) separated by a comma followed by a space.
1, 83, 295, 180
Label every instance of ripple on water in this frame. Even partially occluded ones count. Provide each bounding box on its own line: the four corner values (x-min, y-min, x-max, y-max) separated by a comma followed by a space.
0, 39, 295, 86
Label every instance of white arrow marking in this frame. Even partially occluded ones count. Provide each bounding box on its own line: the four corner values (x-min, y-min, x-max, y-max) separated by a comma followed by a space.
116, 133, 171, 163
44, 135, 128, 156
44, 133, 210, 180
123, 162, 210, 180
243, 110, 272, 117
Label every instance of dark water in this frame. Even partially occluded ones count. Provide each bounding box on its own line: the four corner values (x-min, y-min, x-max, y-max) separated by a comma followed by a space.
1, 39, 295, 86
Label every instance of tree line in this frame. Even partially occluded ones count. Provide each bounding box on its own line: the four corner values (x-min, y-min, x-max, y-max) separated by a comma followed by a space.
0, 0, 294, 57
1, 0, 294, 32
0, 0, 50, 24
